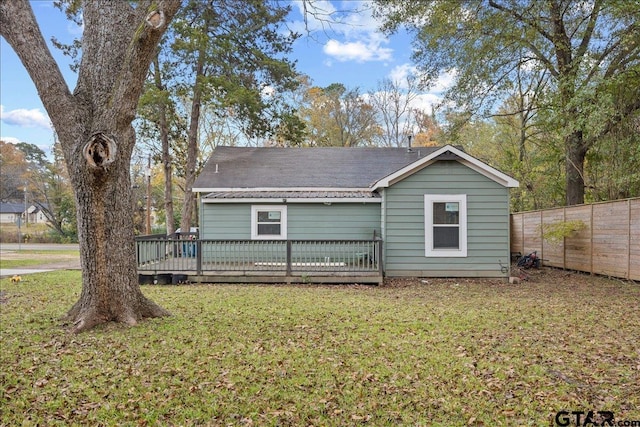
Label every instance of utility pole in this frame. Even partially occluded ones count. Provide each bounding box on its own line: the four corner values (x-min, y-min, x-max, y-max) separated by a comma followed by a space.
23, 182, 28, 227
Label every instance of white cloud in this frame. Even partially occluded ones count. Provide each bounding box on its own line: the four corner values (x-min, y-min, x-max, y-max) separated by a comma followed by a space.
261, 85, 276, 98
337, 1, 380, 37
367, 68, 455, 117
410, 93, 443, 112
292, 0, 394, 64
323, 39, 392, 63
388, 64, 418, 88
0, 136, 21, 144
386, 66, 457, 93
0, 105, 52, 130
431, 69, 457, 93
290, 0, 338, 34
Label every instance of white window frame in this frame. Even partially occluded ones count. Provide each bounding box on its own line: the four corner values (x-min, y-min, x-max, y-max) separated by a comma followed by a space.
251, 205, 287, 240
424, 194, 467, 257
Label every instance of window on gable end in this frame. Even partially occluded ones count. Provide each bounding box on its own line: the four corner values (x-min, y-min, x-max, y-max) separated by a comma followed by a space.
424, 194, 467, 257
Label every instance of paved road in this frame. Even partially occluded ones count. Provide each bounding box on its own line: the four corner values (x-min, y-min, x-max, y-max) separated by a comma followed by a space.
0, 243, 79, 251
0, 243, 80, 278
1, 268, 58, 278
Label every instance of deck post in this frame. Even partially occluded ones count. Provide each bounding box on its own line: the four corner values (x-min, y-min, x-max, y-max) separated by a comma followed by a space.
286, 240, 292, 276
196, 239, 202, 275
376, 239, 384, 276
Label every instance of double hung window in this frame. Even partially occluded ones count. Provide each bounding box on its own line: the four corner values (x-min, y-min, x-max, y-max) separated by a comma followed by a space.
424, 195, 467, 257
251, 206, 287, 239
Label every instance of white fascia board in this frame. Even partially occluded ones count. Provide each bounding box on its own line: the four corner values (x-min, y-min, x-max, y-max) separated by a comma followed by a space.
457, 158, 520, 188
202, 197, 381, 204
193, 187, 370, 193
372, 144, 519, 189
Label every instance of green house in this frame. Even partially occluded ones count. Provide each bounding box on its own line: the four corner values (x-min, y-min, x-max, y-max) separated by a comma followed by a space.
192, 145, 519, 279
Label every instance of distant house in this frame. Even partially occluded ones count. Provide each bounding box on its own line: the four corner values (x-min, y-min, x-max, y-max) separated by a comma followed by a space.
26, 204, 50, 224
0, 202, 50, 225
192, 145, 519, 278
0, 202, 24, 224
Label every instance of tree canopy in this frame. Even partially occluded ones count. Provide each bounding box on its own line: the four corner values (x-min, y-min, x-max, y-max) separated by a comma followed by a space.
374, 0, 640, 205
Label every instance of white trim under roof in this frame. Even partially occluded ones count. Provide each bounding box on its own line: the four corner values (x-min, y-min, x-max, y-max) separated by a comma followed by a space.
193, 186, 371, 193
202, 197, 381, 204
372, 145, 520, 189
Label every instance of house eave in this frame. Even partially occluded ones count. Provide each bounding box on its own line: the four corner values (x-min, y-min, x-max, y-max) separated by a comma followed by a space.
202, 197, 381, 204
193, 187, 371, 193
200, 188, 381, 204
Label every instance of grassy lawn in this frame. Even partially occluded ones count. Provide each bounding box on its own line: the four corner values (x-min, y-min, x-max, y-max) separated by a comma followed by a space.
1, 270, 638, 426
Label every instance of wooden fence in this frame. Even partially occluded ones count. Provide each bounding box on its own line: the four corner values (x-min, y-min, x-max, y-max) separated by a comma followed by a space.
511, 198, 640, 280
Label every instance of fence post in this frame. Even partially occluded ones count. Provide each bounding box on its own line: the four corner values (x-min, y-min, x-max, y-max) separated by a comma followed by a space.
590, 204, 594, 275
521, 213, 525, 254
562, 207, 566, 270
628, 199, 632, 280
286, 240, 292, 276
540, 210, 544, 265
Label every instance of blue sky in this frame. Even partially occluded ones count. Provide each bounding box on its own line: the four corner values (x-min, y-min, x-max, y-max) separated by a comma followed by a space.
0, 1, 451, 154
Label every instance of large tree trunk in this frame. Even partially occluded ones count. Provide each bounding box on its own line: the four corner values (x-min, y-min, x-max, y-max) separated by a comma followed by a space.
64, 128, 170, 330
565, 130, 587, 206
1, 0, 181, 333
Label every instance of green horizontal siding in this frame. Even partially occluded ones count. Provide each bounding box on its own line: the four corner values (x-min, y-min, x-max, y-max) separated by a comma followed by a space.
288, 204, 380, 239
383, 161, 511, 278
201, 202, 380, 240
200, 204, 252, 239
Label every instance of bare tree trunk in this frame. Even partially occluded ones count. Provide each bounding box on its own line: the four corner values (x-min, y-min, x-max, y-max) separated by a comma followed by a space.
1, 0, 181, 333
152, 56, 176, 235
180, 50, 205, 234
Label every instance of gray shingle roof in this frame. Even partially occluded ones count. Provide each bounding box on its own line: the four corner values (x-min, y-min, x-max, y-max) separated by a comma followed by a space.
0, 202, 25, 214
193, 146, 441, 190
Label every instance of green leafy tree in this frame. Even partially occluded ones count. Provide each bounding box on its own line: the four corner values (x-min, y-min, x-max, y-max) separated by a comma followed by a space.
136, 56, 188, 236
0, 140, 29, 202
375, 0, 640, 205
586, 115, 640, 201
37, 142, 78, 240
137, 0, 303, 233
1, 140, 77, 239
300, 83, 381, 147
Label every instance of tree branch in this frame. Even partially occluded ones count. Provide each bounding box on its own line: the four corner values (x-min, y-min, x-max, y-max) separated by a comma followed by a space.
488, 0, 555, 44
0, 0, 76, 131
77, 0, 181, 130
522, 41, 559, 77
573, 0, 601, 61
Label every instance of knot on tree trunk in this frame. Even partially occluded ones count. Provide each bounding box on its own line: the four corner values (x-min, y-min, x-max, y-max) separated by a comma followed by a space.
83, 132, 117, 169
145, 10, 165, 29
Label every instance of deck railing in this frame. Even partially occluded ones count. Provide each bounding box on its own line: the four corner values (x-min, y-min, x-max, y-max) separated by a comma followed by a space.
136, 237, 383, 276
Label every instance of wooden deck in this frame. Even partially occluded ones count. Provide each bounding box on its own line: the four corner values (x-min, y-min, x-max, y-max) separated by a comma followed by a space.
136, 238, 384, 285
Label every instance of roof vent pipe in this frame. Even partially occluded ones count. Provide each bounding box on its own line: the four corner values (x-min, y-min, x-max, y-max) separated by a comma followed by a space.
407, 134, 413, 152
215, 164, 219, 173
